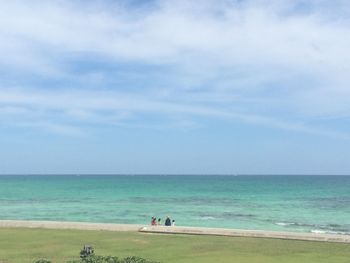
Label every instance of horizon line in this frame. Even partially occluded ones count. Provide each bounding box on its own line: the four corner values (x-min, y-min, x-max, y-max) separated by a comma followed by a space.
0, 174, 349, 176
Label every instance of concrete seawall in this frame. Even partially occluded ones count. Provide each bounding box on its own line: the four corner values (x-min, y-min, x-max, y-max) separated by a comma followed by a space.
1, 220, 349, 243
140, 225, 350, 243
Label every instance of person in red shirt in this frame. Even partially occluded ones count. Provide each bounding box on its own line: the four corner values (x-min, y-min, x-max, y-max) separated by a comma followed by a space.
151, 217, 156, 226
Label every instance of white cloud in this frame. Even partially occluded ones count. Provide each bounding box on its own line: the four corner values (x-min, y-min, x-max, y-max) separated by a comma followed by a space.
0, 87, 349, 139
0, 0, 350, 135
2, 0, 350, 69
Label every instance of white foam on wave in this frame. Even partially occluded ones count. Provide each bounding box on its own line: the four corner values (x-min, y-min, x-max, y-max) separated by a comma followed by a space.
311, 229, 327, 234
310, 229, 350, 235
275, 222, 293, 226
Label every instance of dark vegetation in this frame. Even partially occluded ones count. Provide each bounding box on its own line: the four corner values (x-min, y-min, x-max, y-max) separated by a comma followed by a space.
34, 245, 160, 263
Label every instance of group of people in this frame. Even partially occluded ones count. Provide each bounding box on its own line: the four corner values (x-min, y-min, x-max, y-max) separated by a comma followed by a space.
151, 216, 175, 226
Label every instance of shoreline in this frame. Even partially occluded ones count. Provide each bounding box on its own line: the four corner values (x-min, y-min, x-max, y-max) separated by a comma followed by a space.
0, 220, 349, 243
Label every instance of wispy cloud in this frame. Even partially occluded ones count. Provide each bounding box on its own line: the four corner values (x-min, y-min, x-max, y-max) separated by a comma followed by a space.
0, 87, 348, 139
0, 0, 350, 137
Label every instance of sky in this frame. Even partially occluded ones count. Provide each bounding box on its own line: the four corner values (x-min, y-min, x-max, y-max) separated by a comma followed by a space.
1, 0, 350, 175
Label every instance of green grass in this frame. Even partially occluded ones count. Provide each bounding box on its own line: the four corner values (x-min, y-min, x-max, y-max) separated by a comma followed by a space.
0, 228, 349, 263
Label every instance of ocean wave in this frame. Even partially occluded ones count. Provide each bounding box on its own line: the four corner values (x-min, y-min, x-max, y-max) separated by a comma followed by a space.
311, 229, 350, 235
199, 216, 217, 220
197, 212, 256, 220
307, 196, 350, 209
274, 221, 325, 228
273, 221, 311, 227
310, 229, 327, 234
274, 221, 350, 235
275, 222, 295, 226
128, 197, 240, 205
221, 212, 256, 219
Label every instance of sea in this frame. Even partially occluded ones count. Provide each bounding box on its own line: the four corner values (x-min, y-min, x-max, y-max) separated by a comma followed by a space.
0, 175, 349, 235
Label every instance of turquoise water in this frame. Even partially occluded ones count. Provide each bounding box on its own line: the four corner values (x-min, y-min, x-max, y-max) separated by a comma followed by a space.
0, 175, 349, 235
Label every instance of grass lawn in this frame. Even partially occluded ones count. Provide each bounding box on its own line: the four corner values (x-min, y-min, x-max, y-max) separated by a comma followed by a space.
0, 228, 349, 263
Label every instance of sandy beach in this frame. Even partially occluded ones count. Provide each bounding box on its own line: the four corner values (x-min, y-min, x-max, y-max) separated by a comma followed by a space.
0, 220, 143, 231
1, 220, 349, 244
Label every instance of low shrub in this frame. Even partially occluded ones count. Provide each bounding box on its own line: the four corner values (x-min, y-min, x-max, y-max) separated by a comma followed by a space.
67, 255, 160, 263
80, 245, 95, 259
34, 260, 51, 263
35, 245, 161, 263
35, 254, 161, 263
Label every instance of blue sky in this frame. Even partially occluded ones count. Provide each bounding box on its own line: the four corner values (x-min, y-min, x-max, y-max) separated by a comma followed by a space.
1, 0, 350, 174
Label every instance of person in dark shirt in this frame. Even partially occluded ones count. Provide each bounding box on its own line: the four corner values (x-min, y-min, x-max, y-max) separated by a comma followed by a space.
165, 216, 171, 226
